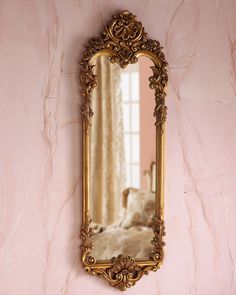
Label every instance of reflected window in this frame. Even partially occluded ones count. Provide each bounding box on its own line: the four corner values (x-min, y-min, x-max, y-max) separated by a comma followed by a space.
121, 64, 140, 188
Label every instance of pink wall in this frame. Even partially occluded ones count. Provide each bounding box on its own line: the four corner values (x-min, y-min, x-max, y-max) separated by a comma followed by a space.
1, 1, 236, 295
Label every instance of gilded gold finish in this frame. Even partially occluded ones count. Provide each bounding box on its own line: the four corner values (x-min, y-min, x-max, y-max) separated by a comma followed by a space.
80, 10, 168, 129
79, 10, 168, 291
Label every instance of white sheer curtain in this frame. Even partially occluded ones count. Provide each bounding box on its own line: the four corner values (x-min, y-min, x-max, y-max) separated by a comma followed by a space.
90, 56, 126, 225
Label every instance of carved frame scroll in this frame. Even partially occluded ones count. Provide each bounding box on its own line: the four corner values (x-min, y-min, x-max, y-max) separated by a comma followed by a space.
79, 10, 168, 291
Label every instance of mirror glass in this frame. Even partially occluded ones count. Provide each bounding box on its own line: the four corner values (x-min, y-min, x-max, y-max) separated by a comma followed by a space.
89, 55, 156, 260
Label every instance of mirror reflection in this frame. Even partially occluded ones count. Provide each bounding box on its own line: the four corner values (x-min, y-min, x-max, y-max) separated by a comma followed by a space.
89, 55, 156, 260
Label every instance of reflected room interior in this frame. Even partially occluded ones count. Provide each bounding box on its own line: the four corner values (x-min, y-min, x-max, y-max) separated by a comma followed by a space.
89, 55, 157, 260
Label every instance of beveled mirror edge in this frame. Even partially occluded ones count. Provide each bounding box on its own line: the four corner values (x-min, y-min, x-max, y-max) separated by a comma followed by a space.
79, 10, 168, 291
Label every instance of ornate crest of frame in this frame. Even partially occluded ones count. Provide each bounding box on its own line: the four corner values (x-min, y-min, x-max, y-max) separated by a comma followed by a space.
79, 10, 168, 291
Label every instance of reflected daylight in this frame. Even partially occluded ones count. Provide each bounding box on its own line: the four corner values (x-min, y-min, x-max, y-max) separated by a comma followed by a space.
89, 55, 157, 260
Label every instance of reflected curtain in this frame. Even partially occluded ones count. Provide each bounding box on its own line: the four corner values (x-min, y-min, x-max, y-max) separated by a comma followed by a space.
90, 56, 126, 225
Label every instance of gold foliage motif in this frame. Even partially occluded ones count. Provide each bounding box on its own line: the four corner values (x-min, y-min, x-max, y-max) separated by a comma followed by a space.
80, 10, 168, 129
80, 214, 165, 291
150, 217, 166, 261
80, 10, 168, 290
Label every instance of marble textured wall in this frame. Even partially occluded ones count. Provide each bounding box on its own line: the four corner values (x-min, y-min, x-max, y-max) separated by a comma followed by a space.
0, 1, 236, 294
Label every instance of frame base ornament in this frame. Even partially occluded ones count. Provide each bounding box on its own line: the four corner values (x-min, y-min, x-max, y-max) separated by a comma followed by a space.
80, 215, 165, 291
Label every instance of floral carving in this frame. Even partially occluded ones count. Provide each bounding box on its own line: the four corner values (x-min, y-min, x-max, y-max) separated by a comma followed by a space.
149, 65, 168, 128
80, 213, 96, 267
108, 255, 142, 290
80, 214, 165, 291
112, 11, 142, 41
151, 216, 166, 261
80, 10, 168, 130
80, 10, 168, 290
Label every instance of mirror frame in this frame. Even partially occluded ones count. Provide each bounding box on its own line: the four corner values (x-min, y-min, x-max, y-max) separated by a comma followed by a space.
79, 10, 168, 291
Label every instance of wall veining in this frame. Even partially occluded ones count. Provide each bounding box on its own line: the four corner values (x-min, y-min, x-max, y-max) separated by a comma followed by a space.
0, 1, 236, 294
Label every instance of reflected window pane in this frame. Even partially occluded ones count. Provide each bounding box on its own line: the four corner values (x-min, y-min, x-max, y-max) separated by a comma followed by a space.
131, 72, 139, 101
121, 65, 141, 189
132, 165, 140, 187
124, 134, 130, 164
131, 134, 140, 163
131, 103, 139, 132
122, 104, 130, 132
121, 73, 129, 102
126, 164, 131, 186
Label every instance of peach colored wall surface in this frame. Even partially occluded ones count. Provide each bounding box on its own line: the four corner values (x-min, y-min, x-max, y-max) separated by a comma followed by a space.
0, 1, 236, 295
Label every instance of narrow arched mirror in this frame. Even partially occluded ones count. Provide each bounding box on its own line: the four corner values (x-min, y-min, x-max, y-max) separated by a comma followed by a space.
80, 11, 168, 291
89, 55, 157, 260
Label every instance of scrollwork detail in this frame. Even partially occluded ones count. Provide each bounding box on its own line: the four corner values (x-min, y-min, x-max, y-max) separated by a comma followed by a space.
80, 211, 165, 291
149, 67, 167, 128
150, 216, 166, 261
80, 212, 96, 268
80, 10, 168, 130
79, 10, 168, 290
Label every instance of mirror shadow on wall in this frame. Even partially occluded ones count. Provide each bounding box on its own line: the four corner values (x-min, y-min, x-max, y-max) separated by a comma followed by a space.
89, 55, 157, 260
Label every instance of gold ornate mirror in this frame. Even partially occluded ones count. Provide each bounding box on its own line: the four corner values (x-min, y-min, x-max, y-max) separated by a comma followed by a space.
80, 10, 168, 291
